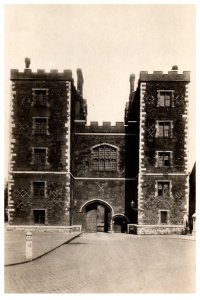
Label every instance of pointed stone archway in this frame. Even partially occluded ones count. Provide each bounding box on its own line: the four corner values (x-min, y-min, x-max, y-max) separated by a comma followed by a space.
79, 199, 114, 233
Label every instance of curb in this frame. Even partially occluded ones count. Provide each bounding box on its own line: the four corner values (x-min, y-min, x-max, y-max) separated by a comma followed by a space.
128, 234, 196, 241
5, 232, 82, 267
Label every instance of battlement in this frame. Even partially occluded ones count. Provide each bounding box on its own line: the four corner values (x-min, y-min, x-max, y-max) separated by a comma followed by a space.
74, 120, 138, 134
88, 121, 125, 128
140, 70, 190, 82
10, 68, 73, 81
75, 121, 127, 133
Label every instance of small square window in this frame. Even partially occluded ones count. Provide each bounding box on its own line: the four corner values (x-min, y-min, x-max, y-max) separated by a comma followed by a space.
33, 210, 45, 224
33, 182, 45, 197
33, 148, 47, 164
34, 118, 48, 135
34, 90, 47, 106
157, 121, 172, 138
157, 182, 170, 197
157, 91, 174, 107
157, 152, 171, 167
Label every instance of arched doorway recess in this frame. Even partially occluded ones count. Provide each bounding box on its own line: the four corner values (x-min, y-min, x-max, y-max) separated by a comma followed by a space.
112, 214, 129, 233
80, 199, 113, 233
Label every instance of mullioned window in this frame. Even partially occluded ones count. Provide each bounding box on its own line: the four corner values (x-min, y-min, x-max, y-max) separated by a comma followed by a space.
91, 144, 118, 171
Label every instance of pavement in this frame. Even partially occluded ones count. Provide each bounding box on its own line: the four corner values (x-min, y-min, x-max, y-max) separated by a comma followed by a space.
4, 227, 82, 266
4, 232, 196, 293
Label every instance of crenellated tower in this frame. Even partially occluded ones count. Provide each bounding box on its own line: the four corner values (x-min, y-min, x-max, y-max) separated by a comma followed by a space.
134, 66, 190, 234
8, 58, 79, 226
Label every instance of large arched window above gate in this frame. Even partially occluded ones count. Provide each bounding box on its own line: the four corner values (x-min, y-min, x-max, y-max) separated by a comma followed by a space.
91, 143, 118, 171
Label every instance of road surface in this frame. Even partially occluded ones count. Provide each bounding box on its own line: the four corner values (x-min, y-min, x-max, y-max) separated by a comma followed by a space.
5, 233, 195, 293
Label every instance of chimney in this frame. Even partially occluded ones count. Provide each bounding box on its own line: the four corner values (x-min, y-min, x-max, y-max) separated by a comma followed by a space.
25, 57, 31, 69
130, 73, 135, 93
77, 68, 84, 96
172, 65, 178, 71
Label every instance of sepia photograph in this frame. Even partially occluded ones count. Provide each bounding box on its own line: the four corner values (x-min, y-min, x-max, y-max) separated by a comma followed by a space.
3, 1, 196, 294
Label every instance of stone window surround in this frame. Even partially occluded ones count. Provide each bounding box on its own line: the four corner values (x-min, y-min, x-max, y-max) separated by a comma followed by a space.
155, 120, 173, 138
32, 117, 50, 135
157, 90, 175, 107
158, 209, 170, 225
31, 181, 47, 198
91, 143, 119, 172
155, 180, 172, 197
155, 151, 173, 167
31, 147, 49, 165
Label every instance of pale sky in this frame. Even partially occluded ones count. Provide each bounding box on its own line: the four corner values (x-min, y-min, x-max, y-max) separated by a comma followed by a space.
4, 4, 195, 173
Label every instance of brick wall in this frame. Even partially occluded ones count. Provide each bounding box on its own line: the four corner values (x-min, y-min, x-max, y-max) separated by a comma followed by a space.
10, 173, 69, 225
140, 175, 187, 225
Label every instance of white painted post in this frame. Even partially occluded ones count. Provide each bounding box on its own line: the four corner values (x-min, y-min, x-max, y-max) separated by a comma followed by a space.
26, 232, 33, 260
192, 212, 196, 236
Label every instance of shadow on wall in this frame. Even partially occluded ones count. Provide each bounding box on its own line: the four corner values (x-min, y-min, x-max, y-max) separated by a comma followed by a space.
124, 77, 140, 225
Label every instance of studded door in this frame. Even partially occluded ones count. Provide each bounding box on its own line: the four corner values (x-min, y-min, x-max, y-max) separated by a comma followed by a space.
86, 204, 97, 232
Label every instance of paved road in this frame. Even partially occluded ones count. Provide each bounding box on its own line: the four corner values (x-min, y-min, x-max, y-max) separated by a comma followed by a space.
5, 233, 195, 293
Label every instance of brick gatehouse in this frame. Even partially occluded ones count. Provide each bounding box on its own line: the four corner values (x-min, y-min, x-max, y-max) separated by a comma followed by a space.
7, 59, 190, 234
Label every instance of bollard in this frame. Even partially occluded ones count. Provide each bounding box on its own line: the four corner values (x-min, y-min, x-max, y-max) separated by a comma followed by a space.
26, 231, 33, 260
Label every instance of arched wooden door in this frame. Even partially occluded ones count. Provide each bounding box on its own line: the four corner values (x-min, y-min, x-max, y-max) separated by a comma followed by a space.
86, 203, 97, 232
85, 202, 111, 232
